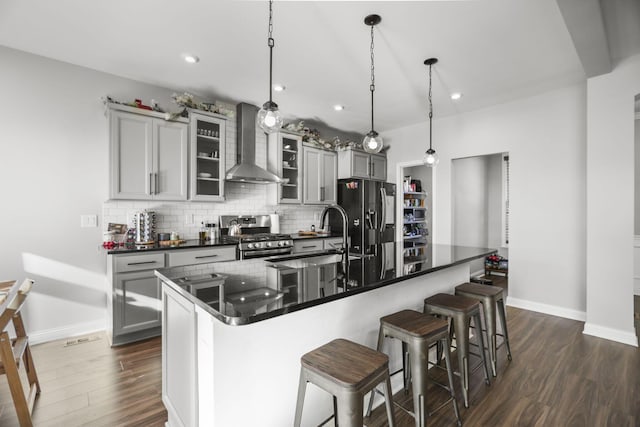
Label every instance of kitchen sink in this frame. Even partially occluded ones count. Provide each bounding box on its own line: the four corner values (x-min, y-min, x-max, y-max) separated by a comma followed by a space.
265, 252, 357, 269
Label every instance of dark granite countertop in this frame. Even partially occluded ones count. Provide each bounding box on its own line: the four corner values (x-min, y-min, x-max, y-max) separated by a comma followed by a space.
290, 233, 342, 240
155, 243, 496, 326
107, 238, 237, 254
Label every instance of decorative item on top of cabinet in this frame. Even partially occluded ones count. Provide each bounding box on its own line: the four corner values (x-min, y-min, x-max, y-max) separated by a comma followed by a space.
303, 143, 337, 205
109, 106, 188, 201
337, 147, 387, 181
189, 110, 227, 201
267, 131, 303, 204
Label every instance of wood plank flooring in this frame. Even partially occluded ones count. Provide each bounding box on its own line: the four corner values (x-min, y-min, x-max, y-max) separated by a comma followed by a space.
0, 334, 166, 426
0, 286, 637, 426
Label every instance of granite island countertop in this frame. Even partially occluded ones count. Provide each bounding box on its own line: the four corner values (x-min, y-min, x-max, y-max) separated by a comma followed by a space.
155, 243, 496, 326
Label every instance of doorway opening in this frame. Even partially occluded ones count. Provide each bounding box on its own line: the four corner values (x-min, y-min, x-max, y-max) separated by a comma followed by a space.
451, 152, 509, 293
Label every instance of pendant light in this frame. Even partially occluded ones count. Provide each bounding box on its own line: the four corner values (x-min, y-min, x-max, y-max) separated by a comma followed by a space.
423, 58, 439, 167
258, 0, 283, 134
362, 14, 383, 154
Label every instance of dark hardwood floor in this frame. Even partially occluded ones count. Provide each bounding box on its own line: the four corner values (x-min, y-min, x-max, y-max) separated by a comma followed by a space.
0, 282, 638, 426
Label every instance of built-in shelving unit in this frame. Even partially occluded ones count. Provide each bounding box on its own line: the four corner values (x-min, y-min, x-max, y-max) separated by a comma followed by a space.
403, 190, 428, 274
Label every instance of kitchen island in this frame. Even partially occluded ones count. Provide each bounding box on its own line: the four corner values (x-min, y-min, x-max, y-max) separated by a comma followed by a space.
156, 243, 494, 427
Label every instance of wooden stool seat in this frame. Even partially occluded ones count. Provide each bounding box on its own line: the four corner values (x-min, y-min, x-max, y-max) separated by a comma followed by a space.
301, 338, 390, 390
295, 338, 396, 427
367, 310, 461, 427
423, 292, 479, 312
455, 282, 512, 377
424, 293, 491, 408
381, 309, 449, 338
455, 282, 503, 298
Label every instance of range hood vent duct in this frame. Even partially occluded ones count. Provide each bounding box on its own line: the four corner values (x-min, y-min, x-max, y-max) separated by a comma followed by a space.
225, 102, 284, 184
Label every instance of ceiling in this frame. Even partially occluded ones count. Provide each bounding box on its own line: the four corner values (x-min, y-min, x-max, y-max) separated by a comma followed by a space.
1, 0, 638, 134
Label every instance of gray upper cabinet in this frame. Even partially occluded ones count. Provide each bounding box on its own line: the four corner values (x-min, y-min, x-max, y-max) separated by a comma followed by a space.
303, 145, 337, 205
337, 148, 387, 181
110, 107, 188, 200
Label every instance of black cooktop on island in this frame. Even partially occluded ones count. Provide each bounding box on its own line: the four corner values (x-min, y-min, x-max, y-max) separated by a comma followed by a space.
156, 243, 496, 326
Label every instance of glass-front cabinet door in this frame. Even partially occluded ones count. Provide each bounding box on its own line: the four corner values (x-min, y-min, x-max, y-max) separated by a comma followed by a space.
267, 131, 303, 204
189, 111, 227, 201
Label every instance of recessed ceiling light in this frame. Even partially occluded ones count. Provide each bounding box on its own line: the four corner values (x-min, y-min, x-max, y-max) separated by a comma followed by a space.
183, 54, 199, 64
273, 84, 286, 92
451, 92, 462, 100
333, 105, 345, 111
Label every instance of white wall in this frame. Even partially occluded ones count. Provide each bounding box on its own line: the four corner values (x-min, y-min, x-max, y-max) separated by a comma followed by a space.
0, 46, 184, 341
383, 84, 588, 321
585, 54, 640, 346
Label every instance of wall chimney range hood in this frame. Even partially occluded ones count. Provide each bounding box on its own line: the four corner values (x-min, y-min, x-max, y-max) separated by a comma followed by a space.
225, 102, 285, 184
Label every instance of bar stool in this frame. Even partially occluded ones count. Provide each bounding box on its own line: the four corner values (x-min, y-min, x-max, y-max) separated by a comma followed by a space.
0, 279, 40, 427
424, 293, 491, 408
294, 338, 395, 427
366, 310, 461, 427
454, 282, 512, 376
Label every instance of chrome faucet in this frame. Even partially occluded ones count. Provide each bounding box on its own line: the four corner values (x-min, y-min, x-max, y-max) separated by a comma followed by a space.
320, 204, 349, 254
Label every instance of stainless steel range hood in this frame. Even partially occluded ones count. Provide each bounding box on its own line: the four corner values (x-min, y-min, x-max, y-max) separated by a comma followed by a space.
225, 102, 284, 184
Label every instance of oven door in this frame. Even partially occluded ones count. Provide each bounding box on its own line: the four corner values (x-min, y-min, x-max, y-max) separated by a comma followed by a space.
240, 247, 293, 260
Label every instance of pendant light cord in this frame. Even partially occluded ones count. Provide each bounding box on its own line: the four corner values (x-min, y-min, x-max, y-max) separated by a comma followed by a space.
268, 0, 275, 104
370, 24, 375, 132
428, 61, 433, 150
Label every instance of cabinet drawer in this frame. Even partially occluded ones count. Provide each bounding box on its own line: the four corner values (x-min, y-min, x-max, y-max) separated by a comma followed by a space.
167, 246, 236, 267
293, 239, 323, 253
115, 253, 166, 273
323, 238, 344, 251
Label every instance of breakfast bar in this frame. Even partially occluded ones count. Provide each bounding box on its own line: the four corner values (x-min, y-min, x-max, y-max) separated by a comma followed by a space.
156, 244, 494, 427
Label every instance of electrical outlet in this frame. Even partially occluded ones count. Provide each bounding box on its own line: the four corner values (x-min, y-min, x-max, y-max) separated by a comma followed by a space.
313, 212, 321, 222
80, 214, 98, 228
185, 213, 195, 225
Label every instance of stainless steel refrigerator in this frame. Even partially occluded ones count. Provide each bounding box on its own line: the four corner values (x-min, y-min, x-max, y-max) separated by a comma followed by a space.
332, 178, 396, 255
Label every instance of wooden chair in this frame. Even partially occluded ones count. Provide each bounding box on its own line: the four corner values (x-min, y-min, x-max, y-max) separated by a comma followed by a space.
0, 279, 41, 427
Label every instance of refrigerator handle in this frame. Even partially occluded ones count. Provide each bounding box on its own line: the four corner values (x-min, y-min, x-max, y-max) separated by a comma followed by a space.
380, 186, 387, 231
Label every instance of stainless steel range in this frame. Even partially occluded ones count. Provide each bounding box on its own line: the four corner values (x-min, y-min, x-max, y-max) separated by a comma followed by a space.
220, 215, 293, 259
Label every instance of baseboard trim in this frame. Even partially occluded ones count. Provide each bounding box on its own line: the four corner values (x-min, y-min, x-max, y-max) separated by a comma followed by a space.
635, 277, 640, 296
29, 320, 105, 345
506, 296, 586, 322
583, 322, 639, 347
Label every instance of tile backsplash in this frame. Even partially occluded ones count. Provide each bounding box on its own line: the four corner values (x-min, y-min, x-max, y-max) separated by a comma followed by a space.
102, 184, 323, 239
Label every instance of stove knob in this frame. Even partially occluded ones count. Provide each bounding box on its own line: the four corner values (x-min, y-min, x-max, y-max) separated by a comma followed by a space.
278, 241, 285, 247
247, 243, 254, 249
266, 242, 273, 248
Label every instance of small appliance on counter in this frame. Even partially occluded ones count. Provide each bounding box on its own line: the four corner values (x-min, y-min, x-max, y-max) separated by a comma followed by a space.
133, 210, 156, 245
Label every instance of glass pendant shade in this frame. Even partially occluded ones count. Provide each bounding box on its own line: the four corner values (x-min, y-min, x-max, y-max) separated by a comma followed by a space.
423, 148, 439, 167
258, 101, 283, 134
363, 131, 383, 154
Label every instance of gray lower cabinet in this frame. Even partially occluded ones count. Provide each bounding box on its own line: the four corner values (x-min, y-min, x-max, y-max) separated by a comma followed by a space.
293, 239, 323, 253
108, 252, 165, 346
114, 271, 162, 334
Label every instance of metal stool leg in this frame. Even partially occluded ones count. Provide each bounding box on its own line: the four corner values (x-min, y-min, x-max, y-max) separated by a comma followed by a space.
473, 313, 491, 385
382, 374, 396, 427
293, 368, 307, 427
483, 298, 498, 376
441, 335, 462, 426
452, 312, 471, 408
497, 298, 512, 361
408, 339, 429, 427
336, 390, 363, 427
